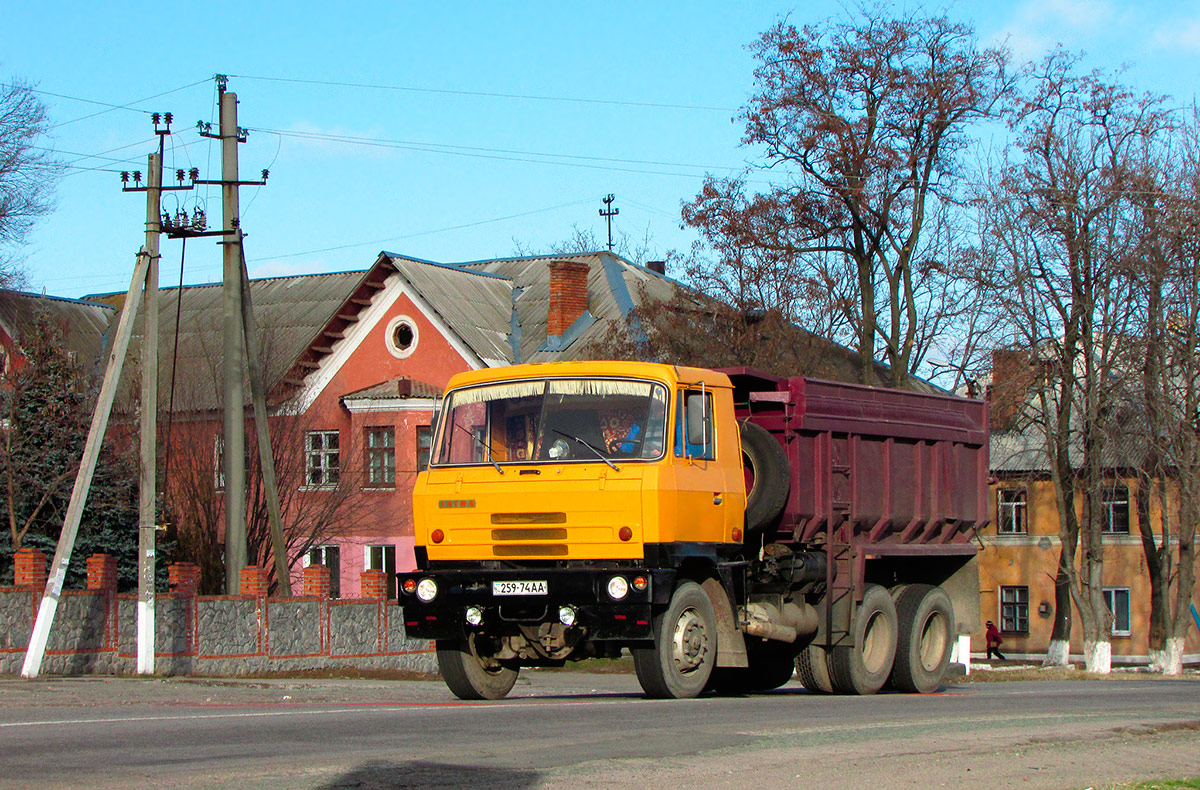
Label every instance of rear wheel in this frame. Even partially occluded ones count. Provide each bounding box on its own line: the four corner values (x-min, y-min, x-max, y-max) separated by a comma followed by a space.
827, 584, 898, 695
436, 635, 519, 700
795, 642, 834, 694
634, 581, 717, 699
889, 584, 955, 693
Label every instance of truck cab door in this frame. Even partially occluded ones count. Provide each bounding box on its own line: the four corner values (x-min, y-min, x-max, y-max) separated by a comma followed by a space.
668, 388, 728, 544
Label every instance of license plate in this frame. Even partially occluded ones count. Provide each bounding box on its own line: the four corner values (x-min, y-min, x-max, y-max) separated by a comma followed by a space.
492, 580, 548, 596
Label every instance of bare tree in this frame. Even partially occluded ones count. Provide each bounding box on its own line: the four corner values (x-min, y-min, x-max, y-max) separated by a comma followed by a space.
1118, 110, 1200, 674
978, 51, 1169, 672
0, 79, 59, 287
683, 9, 1011, 388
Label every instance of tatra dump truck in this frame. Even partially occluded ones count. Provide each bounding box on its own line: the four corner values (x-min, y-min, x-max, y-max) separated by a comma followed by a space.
398, 361, 988, 700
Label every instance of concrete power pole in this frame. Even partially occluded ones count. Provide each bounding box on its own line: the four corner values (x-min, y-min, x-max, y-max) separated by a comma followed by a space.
137, 146, 162, 675
220, 87, 248, 595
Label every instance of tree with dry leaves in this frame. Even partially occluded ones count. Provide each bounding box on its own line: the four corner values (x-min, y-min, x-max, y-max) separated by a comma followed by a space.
0, 79, 58, 287
978, 51, 1170, 672
684, 10, 1010, 388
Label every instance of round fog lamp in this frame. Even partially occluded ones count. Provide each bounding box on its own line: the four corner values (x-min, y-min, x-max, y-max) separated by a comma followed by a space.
415, 578, 439, 602
465, 606, 484, 626
607, 575, 629, 600
402, 578, 417, 595
632, 575, 648, 592
558, 605, 578, 626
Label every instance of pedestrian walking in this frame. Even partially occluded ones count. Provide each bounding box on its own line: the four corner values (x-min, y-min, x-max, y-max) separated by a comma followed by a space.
986, 620, 1006, 661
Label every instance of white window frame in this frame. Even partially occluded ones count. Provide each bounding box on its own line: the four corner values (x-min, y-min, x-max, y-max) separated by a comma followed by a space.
997, 488, 1028, 534
1102, 587, 1132, 636
365, 544, 397, 599
306, 544, 341, 598
305, 430, 340, 488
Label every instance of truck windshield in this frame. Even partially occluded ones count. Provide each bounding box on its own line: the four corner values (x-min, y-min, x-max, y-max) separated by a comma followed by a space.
433, 378, 669, 466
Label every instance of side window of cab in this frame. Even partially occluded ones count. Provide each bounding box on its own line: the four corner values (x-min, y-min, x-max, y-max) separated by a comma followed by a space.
674, 390, 714, 460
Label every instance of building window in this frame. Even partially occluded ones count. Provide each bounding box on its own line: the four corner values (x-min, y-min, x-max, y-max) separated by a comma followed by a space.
1000, 585, 1029, 634
384, 314, 419, 359
214, 435, 251, 491
366, 544, 397, 599
306, 431, 340, 487
365, 427, 395, 487
1103, 587, 1132, 636
1102, 485, 1130, 534
307, 545, 341, 598
997, 488, 1028, 534
417, 425, 433, 472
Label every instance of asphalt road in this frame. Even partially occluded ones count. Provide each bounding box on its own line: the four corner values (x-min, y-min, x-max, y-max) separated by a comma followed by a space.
0, 671, 1197, 789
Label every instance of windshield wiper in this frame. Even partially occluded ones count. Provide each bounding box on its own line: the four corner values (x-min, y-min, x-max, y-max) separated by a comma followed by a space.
553, 429, 619, 471
453, 421, 503, 474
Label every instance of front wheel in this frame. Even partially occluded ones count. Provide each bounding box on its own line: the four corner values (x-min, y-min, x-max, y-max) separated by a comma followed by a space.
436, 636, 519, 700
633, 580, 717, 698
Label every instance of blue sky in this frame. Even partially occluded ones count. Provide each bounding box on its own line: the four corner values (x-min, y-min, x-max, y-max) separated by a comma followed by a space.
4, 0, 1200, 299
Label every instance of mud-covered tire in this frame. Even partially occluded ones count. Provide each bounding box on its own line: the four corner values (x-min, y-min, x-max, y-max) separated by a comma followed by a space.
795, 642, 834, 694
740, 421, 790, 532
827, 584, 898, 695
634, 581, 717, 699
436, 637, 519, 700
889, 584, 955, 694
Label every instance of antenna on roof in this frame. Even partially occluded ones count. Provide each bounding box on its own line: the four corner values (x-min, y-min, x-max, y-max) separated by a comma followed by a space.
599, 194, 619, 253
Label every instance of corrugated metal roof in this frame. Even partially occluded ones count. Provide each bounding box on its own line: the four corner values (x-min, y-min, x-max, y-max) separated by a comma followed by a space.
0, 290, 115, 375
87, 270, 373, 412
388, 255, 514, 366
342, 376, 441, 401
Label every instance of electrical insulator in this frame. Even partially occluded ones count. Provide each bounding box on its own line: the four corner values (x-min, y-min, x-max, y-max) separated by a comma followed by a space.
152, 112, 160, 124
133, 171, 142, 184
176, 210, 188, 228
192, 208, 206, 231
176, 169, 185, 184
164, 112, 173, 125
189, 167, 200, 181
161, 211, 172, 228
261, 169, 269, 181
120, 171, 129, 184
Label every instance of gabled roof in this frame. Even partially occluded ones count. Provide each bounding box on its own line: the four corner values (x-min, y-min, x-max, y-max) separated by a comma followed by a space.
0, 289, 115, 374
86, 268, 385, 412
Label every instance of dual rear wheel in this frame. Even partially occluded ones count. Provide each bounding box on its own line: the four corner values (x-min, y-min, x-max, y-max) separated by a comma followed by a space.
797, 583, 955, 695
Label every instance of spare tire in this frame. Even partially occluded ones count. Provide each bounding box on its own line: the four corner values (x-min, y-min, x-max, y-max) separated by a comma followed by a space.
740, 421, 790, 532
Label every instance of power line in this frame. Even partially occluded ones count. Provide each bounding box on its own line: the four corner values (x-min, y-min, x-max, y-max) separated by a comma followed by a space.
39, 79, 210, 129
249, 126, 755, 182
228, 73, 737, 113
253, 197, 600, 262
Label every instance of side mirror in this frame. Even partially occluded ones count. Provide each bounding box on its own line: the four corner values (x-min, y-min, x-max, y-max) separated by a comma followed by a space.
685, 393, 708, 449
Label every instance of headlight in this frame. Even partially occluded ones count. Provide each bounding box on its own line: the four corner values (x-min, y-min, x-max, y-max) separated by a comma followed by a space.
607, 575, 629, 600
465, 606, 483, 626
558, 605, 578, 626
416, 578, 439, 602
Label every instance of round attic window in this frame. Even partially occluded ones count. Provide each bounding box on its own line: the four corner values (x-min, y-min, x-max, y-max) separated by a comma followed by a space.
385, 315, 419, 359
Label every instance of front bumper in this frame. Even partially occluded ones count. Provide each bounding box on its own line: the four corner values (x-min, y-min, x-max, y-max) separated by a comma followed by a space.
397, 566, 664, 641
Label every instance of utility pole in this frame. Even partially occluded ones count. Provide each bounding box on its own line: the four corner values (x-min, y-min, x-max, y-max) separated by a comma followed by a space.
195, 75, 280, 594
219, 82, 247, 594
599, 194, 619, 253
136, 116, 165, 675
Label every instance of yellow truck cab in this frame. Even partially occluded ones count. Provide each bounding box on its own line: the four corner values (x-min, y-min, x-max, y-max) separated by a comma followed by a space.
399, 360, 989, 701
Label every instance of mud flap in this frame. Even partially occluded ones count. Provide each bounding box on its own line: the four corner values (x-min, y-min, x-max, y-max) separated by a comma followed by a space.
701, 577, 748, 668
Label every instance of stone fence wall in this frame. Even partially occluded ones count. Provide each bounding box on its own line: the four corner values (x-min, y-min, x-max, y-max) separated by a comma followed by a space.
0, 548, 436, 676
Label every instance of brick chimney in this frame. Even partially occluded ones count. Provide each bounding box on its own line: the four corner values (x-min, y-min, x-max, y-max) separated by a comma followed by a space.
547, 260, 591, 337
988, 348, 1035, 431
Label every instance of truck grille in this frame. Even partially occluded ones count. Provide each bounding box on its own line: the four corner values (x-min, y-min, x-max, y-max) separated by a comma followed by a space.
491, 512, 567, 524
493, 544, 569, 557
491, 528, 569, 541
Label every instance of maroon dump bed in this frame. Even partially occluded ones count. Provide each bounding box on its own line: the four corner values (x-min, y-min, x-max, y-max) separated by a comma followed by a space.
723, 369, 989, 553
